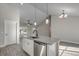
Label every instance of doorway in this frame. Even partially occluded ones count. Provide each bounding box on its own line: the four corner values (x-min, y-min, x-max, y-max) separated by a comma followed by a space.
4, 20, 17, 46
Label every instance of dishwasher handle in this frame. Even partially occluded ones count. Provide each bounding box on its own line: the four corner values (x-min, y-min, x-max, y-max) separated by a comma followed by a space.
34, 41, 47, 46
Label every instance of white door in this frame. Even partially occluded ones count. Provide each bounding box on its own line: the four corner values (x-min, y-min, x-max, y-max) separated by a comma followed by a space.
4, 20, 17, 46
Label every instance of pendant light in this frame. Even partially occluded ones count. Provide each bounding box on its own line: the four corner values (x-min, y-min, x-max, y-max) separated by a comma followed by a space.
59, 10, 68, 18
46, 18, 49, 24
34, 7, 37, 26
20, 3, 24, 5
34, 22, 37, 26
45, 3, 49, 24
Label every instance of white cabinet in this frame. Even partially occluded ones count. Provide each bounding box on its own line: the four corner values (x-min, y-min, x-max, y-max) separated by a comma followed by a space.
22, 38, 34, 56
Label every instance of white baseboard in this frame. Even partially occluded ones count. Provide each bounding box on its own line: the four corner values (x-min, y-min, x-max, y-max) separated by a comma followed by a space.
60, 40, 79, 45
0, 42, 18, 48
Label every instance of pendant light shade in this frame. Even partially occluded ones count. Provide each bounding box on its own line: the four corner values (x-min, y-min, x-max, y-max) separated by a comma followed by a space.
34, 22, 37, 26
64, 14, 68, 18
34, 7, 37, 26
46, 18, 49, 24
59, 14, 63, 18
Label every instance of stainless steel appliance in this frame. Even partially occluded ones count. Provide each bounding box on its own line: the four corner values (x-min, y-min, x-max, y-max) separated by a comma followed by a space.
34, 41, 47, 56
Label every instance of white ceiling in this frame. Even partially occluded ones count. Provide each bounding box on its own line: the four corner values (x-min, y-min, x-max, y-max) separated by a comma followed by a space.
20, 3, 79, 25
30, 3, 79, 16
1, 3, 79, 25
0, 3, 19, 21
20, 3, 47, 25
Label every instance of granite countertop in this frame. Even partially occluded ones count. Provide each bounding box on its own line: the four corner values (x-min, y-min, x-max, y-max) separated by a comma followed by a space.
34, 36, 59, 45
23, 36, 59, 45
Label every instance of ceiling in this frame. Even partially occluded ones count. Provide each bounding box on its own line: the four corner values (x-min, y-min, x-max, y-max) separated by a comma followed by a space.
20, 3, 47, 25
1, 3, 79, 25
0, 3, 19, 21
30, 3, 79, 16
19, 3, 79, 25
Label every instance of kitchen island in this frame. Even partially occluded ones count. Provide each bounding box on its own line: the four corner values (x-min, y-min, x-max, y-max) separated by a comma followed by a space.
21, 36, 59, 56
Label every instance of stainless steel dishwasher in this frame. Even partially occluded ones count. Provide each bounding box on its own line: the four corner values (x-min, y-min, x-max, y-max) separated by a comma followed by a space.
34, 41, 47, 56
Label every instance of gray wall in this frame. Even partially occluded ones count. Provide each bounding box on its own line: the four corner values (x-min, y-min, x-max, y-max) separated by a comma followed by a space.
38, 19, 51, 37
51, 16, 79, 44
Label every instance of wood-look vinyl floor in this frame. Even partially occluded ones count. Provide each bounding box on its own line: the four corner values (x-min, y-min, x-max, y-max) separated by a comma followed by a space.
0, 44, 29, 56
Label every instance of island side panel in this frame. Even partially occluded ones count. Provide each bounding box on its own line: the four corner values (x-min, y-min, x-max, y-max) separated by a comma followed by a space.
47, 42, 59, 56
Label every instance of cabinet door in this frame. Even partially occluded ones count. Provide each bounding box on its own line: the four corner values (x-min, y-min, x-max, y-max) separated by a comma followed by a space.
22, 39, 34, 56
4, 20, 17, 46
